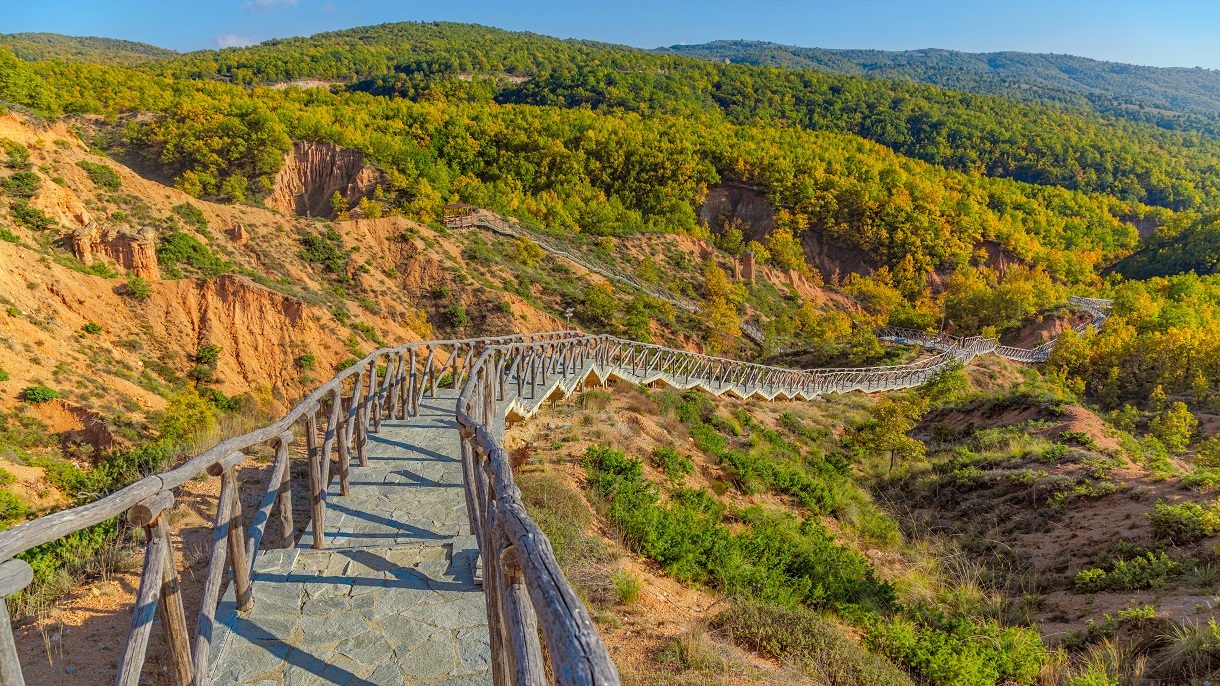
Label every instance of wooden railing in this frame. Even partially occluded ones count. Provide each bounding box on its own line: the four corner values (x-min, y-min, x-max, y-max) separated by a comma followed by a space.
0, 293, 1112, 686
0, 330, 582, 686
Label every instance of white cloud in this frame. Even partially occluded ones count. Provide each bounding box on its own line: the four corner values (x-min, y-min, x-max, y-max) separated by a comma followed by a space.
212, 33, 260, 48
242, 0, 299, 12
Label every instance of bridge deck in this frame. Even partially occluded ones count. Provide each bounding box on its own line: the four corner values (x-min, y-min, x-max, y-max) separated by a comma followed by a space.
208, 391, 491, 686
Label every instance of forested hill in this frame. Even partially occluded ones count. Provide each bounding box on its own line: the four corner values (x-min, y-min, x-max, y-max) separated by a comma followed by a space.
133, 22, 1220, 212
0, 33, 177, 65
661, 40, 1220, 116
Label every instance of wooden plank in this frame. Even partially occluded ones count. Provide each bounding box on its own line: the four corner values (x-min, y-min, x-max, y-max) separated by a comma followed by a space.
274, 432, 295, 548
115, 528, 167, 686
150, 516, 193, 686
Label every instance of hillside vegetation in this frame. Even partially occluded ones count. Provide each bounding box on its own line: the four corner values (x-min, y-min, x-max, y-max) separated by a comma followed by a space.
664, 40, 1220, 122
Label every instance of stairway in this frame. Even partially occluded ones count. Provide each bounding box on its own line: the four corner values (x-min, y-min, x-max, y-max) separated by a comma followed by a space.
207, 390, 491, 686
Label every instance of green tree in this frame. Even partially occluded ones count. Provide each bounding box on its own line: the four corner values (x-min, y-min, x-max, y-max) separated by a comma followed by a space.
158, 385, 216, 443
331, 190, 350, 220
581, 283, 617, 324
855, 397, 928, 473
1149, 402, 1197, 454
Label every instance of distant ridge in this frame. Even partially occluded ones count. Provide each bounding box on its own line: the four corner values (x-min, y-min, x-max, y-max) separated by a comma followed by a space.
0, 32, 177, 66
660, 40, 1220, 114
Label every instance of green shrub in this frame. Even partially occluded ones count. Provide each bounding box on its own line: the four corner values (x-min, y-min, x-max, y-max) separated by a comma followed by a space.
652, 446, 694, 483
713, 602, 913, 686
0, 490, 33, 531
865, 612, 1048, 686
447, 303, 468, 328
1074, 552, 1180, 592
10, 201, 56, 231
157, 231, 231, 278
195, 344, 222, 365
1148, 500, 1219, 544
0, 368, 8, 382
81, 322, 102, 335
1, 139, 29, 169
0, 227, 18, 243
172, 202, 208, 229
611, 567, 641, 605
583, 444, 893, 609
296, 353, 317, 371
1, 171, 40, 198
76, 160, 121, 191
157, 386, 216, 443
22, 386, 59, 403
122, 274, 152, 300
299, 230, 349, 273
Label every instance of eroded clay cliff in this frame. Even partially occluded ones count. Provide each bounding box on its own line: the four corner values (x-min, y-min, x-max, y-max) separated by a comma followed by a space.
266, 141, 387, 218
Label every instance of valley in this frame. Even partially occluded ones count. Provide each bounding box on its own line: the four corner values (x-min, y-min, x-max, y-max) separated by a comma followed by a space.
0, 18, 1218, 686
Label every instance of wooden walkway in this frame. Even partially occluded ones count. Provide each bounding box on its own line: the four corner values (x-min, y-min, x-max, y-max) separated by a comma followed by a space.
207, 390, 491, 686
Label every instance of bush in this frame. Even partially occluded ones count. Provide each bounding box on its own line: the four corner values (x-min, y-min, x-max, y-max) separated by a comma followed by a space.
0, 227, 18, 243
1074, 552, 1180, 592
157, 386, 216, 443
299, 231, 348, 273
0, 368, 8, 382
172, 202, 208, 229
81, 322, 102, 335
1148, 500, 1219, 544
714, 602, 913, 686
122, 274, 152, 300
611, 567, 641, 605
10, 201, 56, 231
195, 344, 222, 365
652, 446, 694, 483
76, 160, 121, 191
1, 171, 39, 198
583, 444, 893, 609
865, 613, 1048, 686
22, 386, 59, 403
157, 231, 231, 278
296, 353, 317, 371
447, 303, 468, 328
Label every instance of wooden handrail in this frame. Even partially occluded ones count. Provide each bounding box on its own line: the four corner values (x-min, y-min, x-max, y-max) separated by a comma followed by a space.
0, 297, 1112, 685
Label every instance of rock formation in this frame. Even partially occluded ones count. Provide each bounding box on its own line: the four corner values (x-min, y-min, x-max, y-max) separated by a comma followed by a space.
266, 141, 388, 219
65, 222, 160, 280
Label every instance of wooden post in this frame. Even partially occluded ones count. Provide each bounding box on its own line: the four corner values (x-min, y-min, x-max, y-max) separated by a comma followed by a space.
274, 433, 295, 548
221, 467, 253, 613
407, 349, 417, 417
306, 410, 325, 549
500, 546, 546, 686
323, 389, 342, 492
150, 513, 193, 686
115, 527, 168, 686
337, 394, 351, 497
193, 451, 242, 686
0, 559, 33, 686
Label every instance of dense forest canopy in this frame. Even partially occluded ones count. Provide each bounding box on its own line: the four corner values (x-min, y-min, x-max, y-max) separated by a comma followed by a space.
0, 45, 1156, 286
662, 40, 1220, 117
123, 22, 1220, 213
0, 32, 177, 66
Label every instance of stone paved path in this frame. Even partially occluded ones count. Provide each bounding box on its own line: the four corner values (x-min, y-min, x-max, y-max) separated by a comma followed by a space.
208, 391, 491, 686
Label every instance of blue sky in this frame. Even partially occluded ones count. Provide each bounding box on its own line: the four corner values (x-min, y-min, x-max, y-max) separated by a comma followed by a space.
6, 0, 1220, 69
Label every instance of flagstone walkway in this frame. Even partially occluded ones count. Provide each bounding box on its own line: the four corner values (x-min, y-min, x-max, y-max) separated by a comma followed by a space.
207, 391, 491, 686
